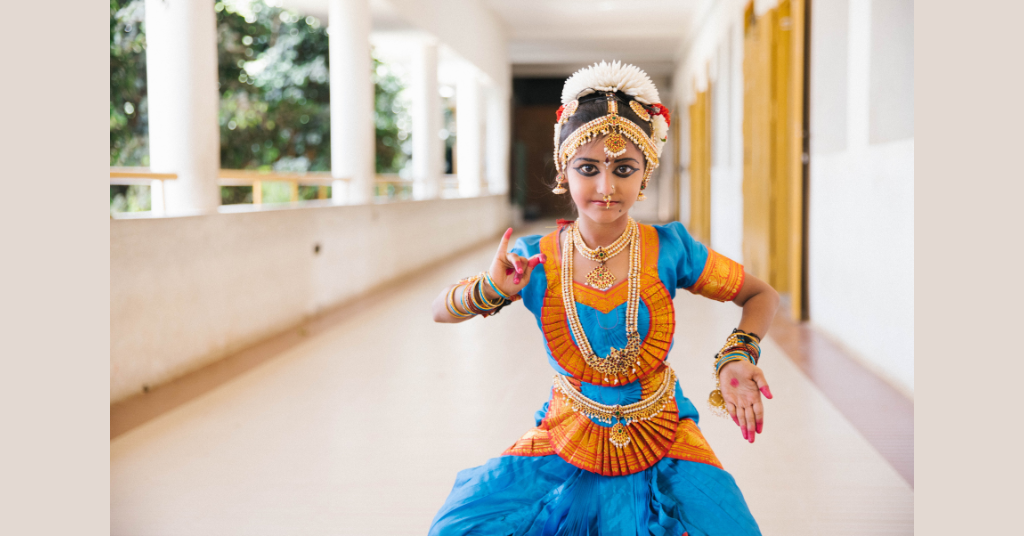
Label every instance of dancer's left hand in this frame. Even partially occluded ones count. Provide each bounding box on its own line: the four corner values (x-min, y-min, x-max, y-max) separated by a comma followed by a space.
718, 360, 772, 444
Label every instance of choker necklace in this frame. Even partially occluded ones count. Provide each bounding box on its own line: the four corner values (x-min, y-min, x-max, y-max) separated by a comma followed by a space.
572, 219, 635, 291
562, 220, 642, 382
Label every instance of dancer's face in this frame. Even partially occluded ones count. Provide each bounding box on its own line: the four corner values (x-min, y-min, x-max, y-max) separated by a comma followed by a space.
565, 138, 645, 224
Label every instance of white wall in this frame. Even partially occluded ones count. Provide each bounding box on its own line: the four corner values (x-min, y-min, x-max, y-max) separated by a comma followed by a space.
672, 0, 746, 261
672, 0, 915, 395
111, 196, 511, 402
808, 0, 914, 395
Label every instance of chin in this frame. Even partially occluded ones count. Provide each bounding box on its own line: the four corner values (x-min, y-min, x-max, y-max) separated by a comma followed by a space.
581, 204, 630, 222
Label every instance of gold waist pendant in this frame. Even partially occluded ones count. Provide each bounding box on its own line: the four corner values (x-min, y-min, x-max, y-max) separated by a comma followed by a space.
562, 220, 642, 382
553, 367, 676, 448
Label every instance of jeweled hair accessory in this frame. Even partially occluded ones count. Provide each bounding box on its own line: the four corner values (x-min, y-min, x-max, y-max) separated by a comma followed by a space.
552, 61, 671, 198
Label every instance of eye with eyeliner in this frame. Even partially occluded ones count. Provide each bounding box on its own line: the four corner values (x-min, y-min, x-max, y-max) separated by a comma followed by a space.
614, 165, 638, 177
573, 164, 599, 176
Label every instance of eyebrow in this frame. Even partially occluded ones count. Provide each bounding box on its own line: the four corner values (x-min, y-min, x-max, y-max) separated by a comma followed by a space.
571, 157, 640, 164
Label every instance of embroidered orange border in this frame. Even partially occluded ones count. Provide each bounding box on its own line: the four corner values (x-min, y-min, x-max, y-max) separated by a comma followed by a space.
502, 369, 723, 474
687, 249, 745, 302
666, 419, 723, 469
538, 224, 675, 385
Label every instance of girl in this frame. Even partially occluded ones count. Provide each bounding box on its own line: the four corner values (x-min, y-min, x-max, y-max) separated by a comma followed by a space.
429, 61, 779, 536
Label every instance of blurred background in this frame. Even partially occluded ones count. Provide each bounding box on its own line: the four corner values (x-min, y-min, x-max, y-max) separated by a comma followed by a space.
110, 0, 913, 533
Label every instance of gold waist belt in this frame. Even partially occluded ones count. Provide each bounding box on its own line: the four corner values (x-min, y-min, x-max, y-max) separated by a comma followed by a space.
552, 366, 676, 448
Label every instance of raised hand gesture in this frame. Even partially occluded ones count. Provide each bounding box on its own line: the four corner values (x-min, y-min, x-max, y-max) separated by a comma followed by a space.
483, 228, 546, 301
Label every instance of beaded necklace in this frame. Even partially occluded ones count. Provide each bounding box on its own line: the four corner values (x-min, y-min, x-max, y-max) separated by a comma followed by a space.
561, 219, 642, 382
571, 219, 634, 291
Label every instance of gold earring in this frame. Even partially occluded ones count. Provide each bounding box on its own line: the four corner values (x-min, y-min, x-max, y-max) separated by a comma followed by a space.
552, 172, 567, 195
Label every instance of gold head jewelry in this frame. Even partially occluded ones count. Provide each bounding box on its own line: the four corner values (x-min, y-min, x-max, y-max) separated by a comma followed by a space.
629, 100, 651, 121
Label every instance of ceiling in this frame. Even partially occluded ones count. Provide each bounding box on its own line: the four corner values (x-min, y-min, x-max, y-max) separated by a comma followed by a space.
277, 0, 703, 77
484, 0, 700, 76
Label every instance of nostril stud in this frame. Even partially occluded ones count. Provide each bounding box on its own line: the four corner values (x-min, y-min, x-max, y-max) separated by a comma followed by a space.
313, 243, 321, 254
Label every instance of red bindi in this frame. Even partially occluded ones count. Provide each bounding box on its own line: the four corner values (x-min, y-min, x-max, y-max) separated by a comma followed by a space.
729, 378, 739, 387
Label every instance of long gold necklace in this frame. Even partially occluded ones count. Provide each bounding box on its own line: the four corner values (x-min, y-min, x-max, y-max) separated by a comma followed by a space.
572, 219, 635, 291
562, 220, 642, 383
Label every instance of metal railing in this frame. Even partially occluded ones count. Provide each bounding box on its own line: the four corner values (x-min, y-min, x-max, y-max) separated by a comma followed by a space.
110, 168, 469, 213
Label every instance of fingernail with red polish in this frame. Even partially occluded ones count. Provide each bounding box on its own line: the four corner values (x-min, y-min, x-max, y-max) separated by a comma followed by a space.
761, 386, 773, 399
731, 415, 739, 426
756, 421, 763, 434
750, 434, 755, 444
741, 428, 748, 440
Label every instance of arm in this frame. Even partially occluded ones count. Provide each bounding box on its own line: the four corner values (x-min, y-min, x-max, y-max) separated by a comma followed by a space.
718, 271, 780, 444
431, 228, 546, 323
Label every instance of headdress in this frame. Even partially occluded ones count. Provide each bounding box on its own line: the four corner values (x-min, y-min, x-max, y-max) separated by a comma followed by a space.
552, 61, 671, 199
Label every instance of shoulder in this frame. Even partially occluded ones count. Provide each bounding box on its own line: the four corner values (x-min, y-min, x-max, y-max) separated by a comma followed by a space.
651, 221, 696, 244
511, 233, 545, 256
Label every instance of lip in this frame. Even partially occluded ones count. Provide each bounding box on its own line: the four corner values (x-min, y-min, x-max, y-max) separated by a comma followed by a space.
591, 200, 619, 204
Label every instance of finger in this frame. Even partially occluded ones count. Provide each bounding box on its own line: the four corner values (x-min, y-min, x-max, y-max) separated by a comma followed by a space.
752, 370, 772, 399
736, 404, 748, 440
506, 253, 525, 283
753, 400, 764, 434
725, 402, 738, 426
745, 406, 756, 443
506, 252, 525, 274
495, 227, 513, 260
526, 253, 546, 271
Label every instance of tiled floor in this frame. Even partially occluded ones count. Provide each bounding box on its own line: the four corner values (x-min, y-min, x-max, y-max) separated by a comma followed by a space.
110, 224, 913, 535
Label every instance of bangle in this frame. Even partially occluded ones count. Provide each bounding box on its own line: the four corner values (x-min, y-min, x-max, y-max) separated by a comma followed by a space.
446, 284, 474, 318
484, 272, 513, 301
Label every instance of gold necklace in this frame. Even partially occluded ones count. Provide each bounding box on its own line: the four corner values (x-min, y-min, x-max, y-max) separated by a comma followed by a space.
572, 219, 635, 291
562, 221, 643, 383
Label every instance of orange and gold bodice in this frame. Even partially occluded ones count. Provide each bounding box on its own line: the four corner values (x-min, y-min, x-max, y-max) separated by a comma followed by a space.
503, 222, 744, 476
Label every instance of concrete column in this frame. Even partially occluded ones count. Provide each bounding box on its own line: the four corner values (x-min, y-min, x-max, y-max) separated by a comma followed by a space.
328, 0, 375, 204
456, 70, 483, 197
144, 0, 220, 216
485, 86, 509, 195
411, 39, 443, 200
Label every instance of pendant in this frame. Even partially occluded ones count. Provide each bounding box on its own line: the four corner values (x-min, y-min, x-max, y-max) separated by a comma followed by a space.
586, 263, 616, 291
609, 422, 631, 448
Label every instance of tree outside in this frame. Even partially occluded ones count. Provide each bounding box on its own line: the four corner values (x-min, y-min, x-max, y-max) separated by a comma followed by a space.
110, 0, 412, 212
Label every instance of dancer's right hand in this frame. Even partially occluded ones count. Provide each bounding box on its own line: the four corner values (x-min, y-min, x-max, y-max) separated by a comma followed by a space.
485, 228, 546, 300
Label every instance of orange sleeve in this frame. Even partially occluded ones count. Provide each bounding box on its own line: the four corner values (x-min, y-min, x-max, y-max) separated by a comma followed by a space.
686, 249, 745, 302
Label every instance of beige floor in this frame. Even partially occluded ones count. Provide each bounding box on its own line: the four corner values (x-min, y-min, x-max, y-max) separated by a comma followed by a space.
111, 225, 913, 535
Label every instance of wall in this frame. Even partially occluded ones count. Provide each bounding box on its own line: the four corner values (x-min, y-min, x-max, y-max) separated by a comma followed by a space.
674, 0, 915, 395
111, 196, 511, 402
807, 0, 914, 395
672, 0, 746, 260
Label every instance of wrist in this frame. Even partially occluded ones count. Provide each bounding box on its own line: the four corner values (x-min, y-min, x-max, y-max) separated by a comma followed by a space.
481, 284, 502, 302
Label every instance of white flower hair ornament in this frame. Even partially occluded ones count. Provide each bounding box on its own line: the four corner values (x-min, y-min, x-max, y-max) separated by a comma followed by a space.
552, 61, 672, 200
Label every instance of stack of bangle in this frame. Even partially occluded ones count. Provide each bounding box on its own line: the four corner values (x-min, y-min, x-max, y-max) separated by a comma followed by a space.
445, 272, 518, 319
712, 328, 762, 375
707, 328, 762, 418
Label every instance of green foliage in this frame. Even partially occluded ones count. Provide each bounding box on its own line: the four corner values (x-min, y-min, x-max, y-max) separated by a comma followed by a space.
110, 0, 148, 167
373, 58, 412, 174
215, 0, 332, 173
110, 0, 411, 212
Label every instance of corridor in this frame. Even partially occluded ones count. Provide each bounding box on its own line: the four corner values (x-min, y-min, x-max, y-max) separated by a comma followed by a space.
110, 223, 913, 536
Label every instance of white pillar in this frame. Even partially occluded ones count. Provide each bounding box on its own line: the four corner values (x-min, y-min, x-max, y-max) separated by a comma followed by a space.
456, 70, 483, 197
411, 39, 443, 200
144, 0, 220, 216
485, 86, 509, 195
329, 0, 375, 204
